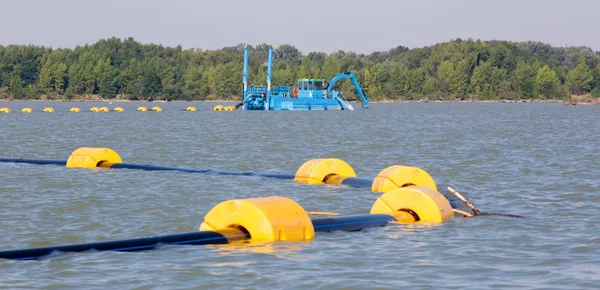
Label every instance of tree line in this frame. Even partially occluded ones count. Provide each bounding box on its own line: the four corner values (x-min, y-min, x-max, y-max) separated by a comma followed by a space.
1, 37, 599, 101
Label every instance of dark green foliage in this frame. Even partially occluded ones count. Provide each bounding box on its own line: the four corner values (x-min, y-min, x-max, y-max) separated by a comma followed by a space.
0, 38, 598, 100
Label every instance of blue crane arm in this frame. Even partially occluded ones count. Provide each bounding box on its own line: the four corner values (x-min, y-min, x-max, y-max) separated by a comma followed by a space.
326, 72, 369, 110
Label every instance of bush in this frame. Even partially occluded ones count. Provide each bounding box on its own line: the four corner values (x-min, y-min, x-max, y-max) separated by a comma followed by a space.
591, 87, 600, 98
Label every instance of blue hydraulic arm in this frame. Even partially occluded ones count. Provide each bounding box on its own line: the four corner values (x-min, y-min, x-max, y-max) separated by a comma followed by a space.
326, 72, 369, 110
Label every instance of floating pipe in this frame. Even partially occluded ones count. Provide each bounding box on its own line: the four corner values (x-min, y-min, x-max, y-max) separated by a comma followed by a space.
0, 149, 440, 196
0, 158, 294, 180
0, 228, 248, 261
312, 214, 397, 232
0, 158, 382, 190
0, 158, 427, 192
0, 214, 398, 260
327, 176, 376, 189
0, 154, 450, 212
107, 162, 296, 180
0, 158, 67, 166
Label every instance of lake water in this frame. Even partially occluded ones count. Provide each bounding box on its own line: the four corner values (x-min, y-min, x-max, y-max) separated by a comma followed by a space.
0, 101, 598, 289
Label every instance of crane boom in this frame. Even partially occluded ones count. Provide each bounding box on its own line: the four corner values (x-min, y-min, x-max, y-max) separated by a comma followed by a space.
326, 72, 369, 110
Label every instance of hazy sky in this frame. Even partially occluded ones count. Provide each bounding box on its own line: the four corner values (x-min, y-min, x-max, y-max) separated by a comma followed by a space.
1, 0, 597, 54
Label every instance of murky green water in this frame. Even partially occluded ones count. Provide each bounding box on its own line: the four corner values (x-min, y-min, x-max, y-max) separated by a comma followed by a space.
1, 101, 599, 289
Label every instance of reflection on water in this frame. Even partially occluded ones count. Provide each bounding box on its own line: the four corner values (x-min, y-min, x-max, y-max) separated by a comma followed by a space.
213, 240, 304, 256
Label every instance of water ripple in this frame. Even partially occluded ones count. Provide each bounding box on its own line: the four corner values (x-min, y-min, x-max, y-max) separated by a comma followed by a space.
1, 102, 599, 288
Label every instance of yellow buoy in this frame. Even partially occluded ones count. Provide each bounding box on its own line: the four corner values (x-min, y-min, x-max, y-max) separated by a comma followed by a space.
137, 106, 148, 112
0, 108, 10, 113
225, 106, 236, 111
90, 107, 99, 112
99, 107, 110, 112
22, 108, 33, 113
213, 105, 224, 111
372, 165, 437, 192
370, 186, 454, 223
66, 147, 123, 169
200, 196, 315, 242
114, 107, 124, 112
70, 107, 81, 113
43, 107, 54, 113
294, 158, 356, 184
151, 106, 162, 112
186, 106, 197, 112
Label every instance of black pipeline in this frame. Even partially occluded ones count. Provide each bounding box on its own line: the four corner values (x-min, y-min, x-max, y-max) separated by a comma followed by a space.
0, 151, 462, 211
0, 149, 442, 195
0, 158, 393, 191
0, 214, 396, 260
0, 158, 295, 180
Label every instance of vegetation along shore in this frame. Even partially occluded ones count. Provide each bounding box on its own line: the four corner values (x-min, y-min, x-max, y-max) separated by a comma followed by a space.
1, 37, 599, 104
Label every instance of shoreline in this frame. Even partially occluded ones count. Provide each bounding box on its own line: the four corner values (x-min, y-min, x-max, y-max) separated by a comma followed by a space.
1, 98, 598, 105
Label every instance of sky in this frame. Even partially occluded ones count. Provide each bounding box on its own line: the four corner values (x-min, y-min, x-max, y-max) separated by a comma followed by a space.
1, 0, 598, 54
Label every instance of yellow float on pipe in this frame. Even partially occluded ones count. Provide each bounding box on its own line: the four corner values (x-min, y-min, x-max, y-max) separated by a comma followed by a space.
90, 107, 99, 112
295, 159, 437, 192
294, 158, 357, 184
137, 106, 148, 112
70, 107, 81, 113
151, 106, 162, 112
66, 147, 123, 169
114, 107, 124, 112
0, 108, 10, 113
224, 106, 236, 111
186, 106, 197, 112
371, 165, 437, 192
22, 108, 33, 113
370, 186, 454, 223
199, 196, 315, 242
43, 107, 54, 113
99, 107, 110, 112
213, 105, 224, 111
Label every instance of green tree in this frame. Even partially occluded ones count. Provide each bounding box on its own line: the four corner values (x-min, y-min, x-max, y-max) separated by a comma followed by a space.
321, 55, 341, 81
273, 66, 295, 86
274, 44, 302, 63
67, 52, 96, 95
566, 59, 593, 95
452, 59, 469, 97
535, 65, 561, 99
37, 60, 56, 93
591, 63, 600, 97
405, 68, 426, 98
117, 58, 142, 97
298, 58, 311, 79
53, 63, 68, 93
512, 61, 536, 99
389, 63, 409, 98
94, 58, 115, 98
183, 66, 207, 100
470, 61, 504, 100
422, 76, 437, 96
3, 37, 600, 101
437, 60, 455, 94
9, 73, 25, 98
362, 68, 384, 100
